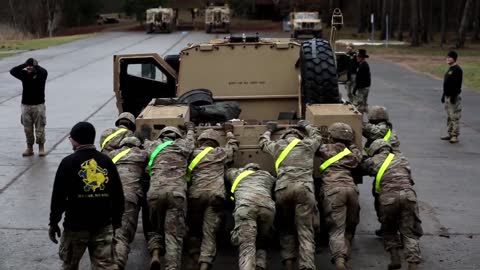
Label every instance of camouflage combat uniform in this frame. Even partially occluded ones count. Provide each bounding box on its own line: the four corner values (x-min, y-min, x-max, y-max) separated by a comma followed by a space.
259, 125, 322, 270
363, 122, 400, 153
318, 142, 362, 264
144, 127, 195, 270
99, 112, 136, 154
107, 137, 149, 269
444, 96, 462, 137
361, 141, 422, 266
187, 130, 239, 266
226, 164, 276, 270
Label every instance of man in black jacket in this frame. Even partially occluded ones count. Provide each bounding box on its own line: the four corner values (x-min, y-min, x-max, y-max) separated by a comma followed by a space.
353, 49, 371, 115
10, 58, 48, 156
49, 122, 125, 270
441, 51, 463, 144
345, 43, 358, 103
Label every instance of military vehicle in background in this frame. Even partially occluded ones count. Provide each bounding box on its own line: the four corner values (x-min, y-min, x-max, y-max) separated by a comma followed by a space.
204, 3, 231, 33
145, 7, 176, 33
289, 11, 322, 38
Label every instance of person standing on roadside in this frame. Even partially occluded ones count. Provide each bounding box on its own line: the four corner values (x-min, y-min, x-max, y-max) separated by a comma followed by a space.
345, 43, 358, 103
48, 122, 125, 270
353, 49, 371, 115
10, 58, 48, 157
441, 51, 463, 144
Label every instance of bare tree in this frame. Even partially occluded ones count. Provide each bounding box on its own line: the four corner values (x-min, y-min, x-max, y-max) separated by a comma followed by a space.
473, 0, 480, 40
440, 0, 447, 45
410, 0, 420, 46
456, 0, 473, 48
357, 0, 368, 33
8, 0, 17, 29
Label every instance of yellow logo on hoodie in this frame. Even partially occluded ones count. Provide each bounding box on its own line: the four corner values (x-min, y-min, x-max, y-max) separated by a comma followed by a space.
78, 159, 109, 192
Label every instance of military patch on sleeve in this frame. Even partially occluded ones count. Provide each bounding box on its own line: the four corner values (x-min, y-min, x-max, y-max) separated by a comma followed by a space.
78, 159, 109, 192
448, 71, 453, 75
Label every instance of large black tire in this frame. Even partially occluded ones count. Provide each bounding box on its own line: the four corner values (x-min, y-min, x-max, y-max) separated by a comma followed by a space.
300, 38, 341, 106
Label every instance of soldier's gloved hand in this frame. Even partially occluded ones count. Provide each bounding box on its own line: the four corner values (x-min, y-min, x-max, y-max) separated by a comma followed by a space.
266, 121, 278, 133
296, 120, 310, 129
48, 224, 61, 244
184, 121, 195, 131
441, 94, 445, 104
450, 95, 457, 104
223, 122, 234, 133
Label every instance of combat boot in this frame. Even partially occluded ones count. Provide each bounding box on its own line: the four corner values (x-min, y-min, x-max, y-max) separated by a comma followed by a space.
408, 263, 419, 270
150, 249, 161, 270
22, 144, 34, 157
199, 262, 211, 270
449, 136, 459, 144
388, 248, 402, 270
440, 135, 451, 140
335, 257, 347, 270
38, 144, 46, 157
284, 259, 294, 270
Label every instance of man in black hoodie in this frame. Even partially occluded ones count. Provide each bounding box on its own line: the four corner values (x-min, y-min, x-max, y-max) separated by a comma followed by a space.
49, 122, 124, 270
10, 58, 48, 156
441, 51, 463, 144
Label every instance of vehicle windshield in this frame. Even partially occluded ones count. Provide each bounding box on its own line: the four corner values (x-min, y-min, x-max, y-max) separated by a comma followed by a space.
295, 13, 319, 20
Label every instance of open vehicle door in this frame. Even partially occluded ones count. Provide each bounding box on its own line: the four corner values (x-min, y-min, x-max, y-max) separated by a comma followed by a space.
113, 53, 177, 116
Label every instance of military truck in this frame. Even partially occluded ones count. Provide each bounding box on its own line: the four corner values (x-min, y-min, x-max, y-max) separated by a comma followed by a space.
113, 35, 360, 177
289, 11, 322, 39
145, 7, 176, 33
204, 4, 231, 33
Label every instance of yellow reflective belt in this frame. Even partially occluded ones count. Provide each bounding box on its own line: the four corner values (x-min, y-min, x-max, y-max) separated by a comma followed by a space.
112, 148, 131, 164
319, 148, 352, 172
375, 153, 395, 193
384, 129, 392, 141
275, 138, 301, 172
101, 128, 127, 150
147, 140, 174, 176
230, 170, 255, 201
186, 147, 214, 182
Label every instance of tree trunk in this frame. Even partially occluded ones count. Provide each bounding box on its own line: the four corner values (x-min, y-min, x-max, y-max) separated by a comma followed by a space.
397, 0, 404, 40
456, 0, 473, 48
389, 0, 395, 38
418, 0, 427, 43
8, 0, 17, 29
440, 0, 447, 45
410, 0, 420, 46
473, 0, 480, 40
358, 0, 367, 33
381, 0, 387, 39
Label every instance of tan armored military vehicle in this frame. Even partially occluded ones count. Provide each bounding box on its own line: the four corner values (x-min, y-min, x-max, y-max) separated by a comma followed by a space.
204, 4, 231, 33
145, 7, 176, 33
113, 33, 361, 176
289, 11, 322, 38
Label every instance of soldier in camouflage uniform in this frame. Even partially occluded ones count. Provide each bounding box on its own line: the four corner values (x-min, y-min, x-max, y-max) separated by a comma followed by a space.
363, 105, 401, 237
186, 126, 239, 270
226, 163, 276, 270
144, 124, 195, 270
259, 120, 322, 270
108, 136, 149, 269
363, 106, 400, 153
318, 123, 361, 270
99, 112, 136, 154
361, 139, 423, 270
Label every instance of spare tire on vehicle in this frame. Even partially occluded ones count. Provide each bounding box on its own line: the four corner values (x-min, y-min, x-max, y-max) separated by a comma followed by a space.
300, 38, 341, 105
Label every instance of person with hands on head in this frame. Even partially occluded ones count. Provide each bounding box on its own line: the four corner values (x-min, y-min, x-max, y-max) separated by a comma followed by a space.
441, 50, 463, 144
10, 58, 48, 157
48, 121, 124, 270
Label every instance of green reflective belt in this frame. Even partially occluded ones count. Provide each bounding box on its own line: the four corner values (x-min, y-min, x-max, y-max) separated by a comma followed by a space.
101, 128, 127, 150
112, 148, 131, 164
186, 147, 214, 182
230, 170, 255, 201
147, 140, 174, 176
375, 153, 395, 193
384, 129, 392, 141
319, 148, 352, 172
275, 138, 301, 172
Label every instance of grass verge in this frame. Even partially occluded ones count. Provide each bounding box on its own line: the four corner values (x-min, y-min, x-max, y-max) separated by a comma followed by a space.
0, 34, 93, 59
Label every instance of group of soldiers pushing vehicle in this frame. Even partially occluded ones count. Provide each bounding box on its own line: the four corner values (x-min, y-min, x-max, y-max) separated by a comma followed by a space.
97, 104, 422, 270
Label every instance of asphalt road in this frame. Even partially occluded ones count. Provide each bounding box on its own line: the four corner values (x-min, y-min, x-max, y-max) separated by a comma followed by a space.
0, 31, 479, 270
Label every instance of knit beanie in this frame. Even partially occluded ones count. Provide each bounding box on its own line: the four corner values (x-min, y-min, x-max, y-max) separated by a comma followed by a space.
70, 122, 96, 145
447, 51, 458, 61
